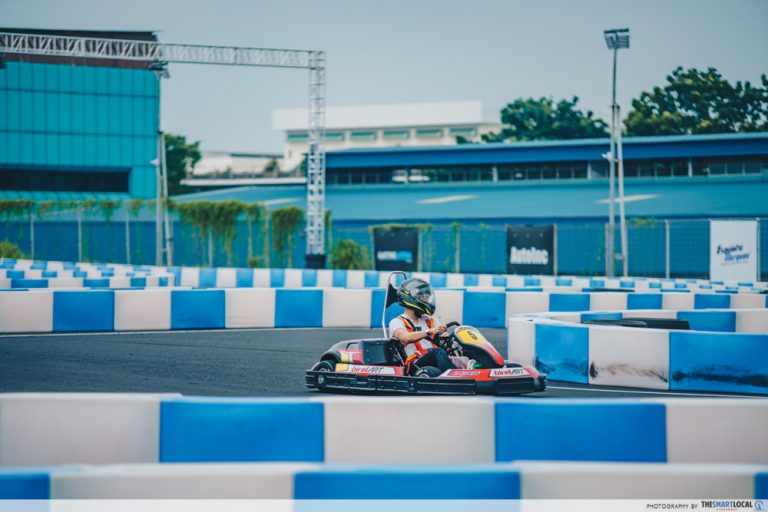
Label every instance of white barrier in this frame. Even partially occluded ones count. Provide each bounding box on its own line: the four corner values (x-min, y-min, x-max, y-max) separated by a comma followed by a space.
0, 289, 53, 333
322, 288, 372, 328
0, 393, 167, 466
588, 325, 669, 390
224, 288, 276, 328
114, 289, 172, 331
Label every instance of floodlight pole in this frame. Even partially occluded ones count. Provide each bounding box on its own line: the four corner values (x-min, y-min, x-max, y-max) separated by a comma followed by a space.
607, 47, 617, 277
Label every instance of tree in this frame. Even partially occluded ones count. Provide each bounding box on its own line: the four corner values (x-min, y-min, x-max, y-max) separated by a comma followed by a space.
330, 239, 369, 270
482, 96, 608, 142
164, 133, 202, 196
624, 67, 768, 136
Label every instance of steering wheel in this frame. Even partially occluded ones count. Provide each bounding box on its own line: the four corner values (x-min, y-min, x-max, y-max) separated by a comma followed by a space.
431, 321, 461, 354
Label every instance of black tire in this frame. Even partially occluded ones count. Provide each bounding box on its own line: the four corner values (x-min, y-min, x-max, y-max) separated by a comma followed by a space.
414, 366, 442, 378
311, 360, 336, 372
583, 318, 689, 330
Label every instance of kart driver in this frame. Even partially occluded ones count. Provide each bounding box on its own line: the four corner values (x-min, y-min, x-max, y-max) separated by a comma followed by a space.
388, 277, 477, 375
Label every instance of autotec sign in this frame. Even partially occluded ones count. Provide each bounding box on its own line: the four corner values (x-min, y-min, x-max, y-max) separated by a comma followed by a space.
507, 225, 555, 275
709, 220, 758, 282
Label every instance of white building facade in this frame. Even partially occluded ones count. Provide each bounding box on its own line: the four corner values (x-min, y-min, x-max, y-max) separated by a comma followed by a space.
272, 100, 502, 170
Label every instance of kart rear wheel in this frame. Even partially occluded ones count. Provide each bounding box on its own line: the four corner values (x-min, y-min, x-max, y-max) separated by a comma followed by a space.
312, 360, 335, 372
414, 366, 442, 378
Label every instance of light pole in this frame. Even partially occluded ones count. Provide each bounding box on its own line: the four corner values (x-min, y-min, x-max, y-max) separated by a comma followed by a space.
150, 61, 170, 266
604, 28, 630, 277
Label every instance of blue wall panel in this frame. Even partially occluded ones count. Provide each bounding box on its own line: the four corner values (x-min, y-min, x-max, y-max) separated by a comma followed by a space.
275, 289, 323, 327
371, 288, 404, 329
170, 289, 225, 329
676, 310, 736, 332
495, 401, 667, 462
53, 290, 115, 332
534, 323, 589, 383
694, 293, 731, 309
627, 293, 663, 310
0, 471, 50, 499
549, 293, 590, 312
160, 399, 324, 462
463, 291, 506, 328
295, 467, 521, 499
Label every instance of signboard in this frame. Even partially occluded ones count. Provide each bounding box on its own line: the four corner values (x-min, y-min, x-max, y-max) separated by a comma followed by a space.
506, 225, 554, 275
373, 226, 419, 271
709, 220, 758, 282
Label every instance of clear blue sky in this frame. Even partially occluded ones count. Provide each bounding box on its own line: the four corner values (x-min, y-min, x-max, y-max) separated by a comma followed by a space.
5, 0, 768, 153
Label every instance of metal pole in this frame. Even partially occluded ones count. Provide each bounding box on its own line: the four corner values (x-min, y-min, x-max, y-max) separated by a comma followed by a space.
125, 212, 131, 265
757, 217, 762, 281
604, 222, 611, 276
29, 214, 35, 260
305, 50, 326, 268
208, 230, 214, 267
77, 209, 83, 262
616, 104, 628, 277
553, 223, 558, 276
155, 132, 163, 266
607, 47, 617, 277
665, 219, 670, 279
160, 132, 173, 266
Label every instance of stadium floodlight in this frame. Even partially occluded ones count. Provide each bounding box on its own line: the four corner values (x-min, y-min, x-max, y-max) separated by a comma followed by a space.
603, 28, 630, 277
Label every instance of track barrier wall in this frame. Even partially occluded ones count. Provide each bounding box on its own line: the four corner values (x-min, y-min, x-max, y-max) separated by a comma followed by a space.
2, 288, 766, 333
508, 310, 768, 394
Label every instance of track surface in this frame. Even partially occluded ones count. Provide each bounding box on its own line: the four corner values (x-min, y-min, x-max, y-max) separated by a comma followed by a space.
0, 328, 759, 399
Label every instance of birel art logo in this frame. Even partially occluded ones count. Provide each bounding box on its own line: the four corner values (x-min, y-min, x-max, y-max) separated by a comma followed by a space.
377, 250, 413, 263
490, 368, 529, 378
349, 365, 395, 375
716, 244, 750, 265
509, 247, 549, 265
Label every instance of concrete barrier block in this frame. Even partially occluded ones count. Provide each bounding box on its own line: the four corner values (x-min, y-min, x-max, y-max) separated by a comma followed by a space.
370, 289, 405, 329
663, 400, 768, 463
275, 289, 323, 327
518, 462, 756, 498
108, 277, 131, 288
235, 268, 253, 287
590, 292, 628, 311
670, 331, 768, 394
160, 398, 324, 462
695, 293, 731, 309
225, 288, 276, 328
270, 269, 285, 287
506, 276, 525, 288
628, 293, 663, 310
0, 469, 50, 498
179, 267, 199, 287
198, 268, 217, 288
662, 293, 695, 310
321, 397, 494, 464
446, 273, 464, 288
53, 290, 115, 332
0, 393, 162, 466
332, 270, 348, 287
0, 278, 9, 288
506, 291, 550, 316
736, 309, 768, 333
435, 289, 463, 324
0, 290, 53, 333
677, 310, 736, 332
507, 318, 536, 366
534, 322, 589, 383
346, 270, 365, 289
301, 269, 317, 287
114, 289, 171, 331
11, 278, 47, 288
322, 289, 372, 327
170, 289, 225, 330
284, 269, 303, 288
496, 401, 666, 462
549, 293, 590, 312
295, 465, 520, 500
429, 273, 447, 288
253, 268, 271, 287
316, 269, 334, 287
478, 274, 494, 287
51, 463, 306, 499
623, 309, 677, 319
463, 291, 506, 328
215, 268, 238, 288
731, 293, 767, 309
588, 325, 669, 390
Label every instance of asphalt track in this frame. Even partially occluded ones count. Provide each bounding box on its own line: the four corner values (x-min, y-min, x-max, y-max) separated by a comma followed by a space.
0, 328, 760, 399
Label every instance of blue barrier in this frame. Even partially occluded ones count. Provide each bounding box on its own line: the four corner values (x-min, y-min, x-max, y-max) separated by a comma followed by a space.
236, 268, 253, 287
275, 289, 323, 328
534, 323, 588, 383
52, 290, 114, 332
695, 293, 731, 309
332, 270, 347, 287
0, 471, 50, 499
370, 289, 404, 329
677, 310, 736, 332
198, 268, 217, 288
160, 399, 324, 463
627, 293, 662, 309
549, 293, 590, 312
495, 401, 667, 462
170, 289, 225, 330
463, 291, 506, 328
294, 466, 521, 499
270, 269, 285, 288
670, 331, 768, 394
757, 472, 768, 499
302, 269, 317, 287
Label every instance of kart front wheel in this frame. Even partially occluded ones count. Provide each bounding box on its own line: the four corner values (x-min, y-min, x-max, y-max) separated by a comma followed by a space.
312, 360, 335, 372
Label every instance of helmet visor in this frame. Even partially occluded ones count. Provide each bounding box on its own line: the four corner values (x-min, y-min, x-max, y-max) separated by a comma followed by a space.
412, 287, 435, 307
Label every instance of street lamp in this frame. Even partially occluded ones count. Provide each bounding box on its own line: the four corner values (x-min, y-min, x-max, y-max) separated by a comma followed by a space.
604, 28, 630, 277
150, 61, 172, 266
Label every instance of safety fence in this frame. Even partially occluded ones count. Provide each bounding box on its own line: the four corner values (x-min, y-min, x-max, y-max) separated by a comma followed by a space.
0, 394, 766, 499
508, 309, 768, 395
1, 216, 766, 278
2, 288, 766, 333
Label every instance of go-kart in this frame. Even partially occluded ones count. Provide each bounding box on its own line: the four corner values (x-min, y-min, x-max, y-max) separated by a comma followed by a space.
305, 272, 546, 396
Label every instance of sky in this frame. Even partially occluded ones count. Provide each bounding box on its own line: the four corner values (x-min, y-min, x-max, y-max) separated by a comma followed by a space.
4, 0, 768, 153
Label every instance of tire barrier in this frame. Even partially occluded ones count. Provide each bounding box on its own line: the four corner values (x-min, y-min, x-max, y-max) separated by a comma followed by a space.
508, 310, 768, 394
2, 288, 766, 333
4, 258, 766, 292
0, 394, 766, 499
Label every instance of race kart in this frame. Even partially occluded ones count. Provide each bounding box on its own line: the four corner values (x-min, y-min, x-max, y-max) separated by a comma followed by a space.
305, 272, 546, 396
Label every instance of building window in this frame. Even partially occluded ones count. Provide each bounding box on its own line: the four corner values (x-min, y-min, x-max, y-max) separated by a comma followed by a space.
449, 127, 477, 137
325, 132, 345, 142
287, 132, 309, 142
415, 128, 443, 138
383, 130, 410, 140
350, 131, 377, 141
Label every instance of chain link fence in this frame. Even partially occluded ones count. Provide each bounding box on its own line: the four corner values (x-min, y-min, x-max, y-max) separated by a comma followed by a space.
1, 217, 766, 280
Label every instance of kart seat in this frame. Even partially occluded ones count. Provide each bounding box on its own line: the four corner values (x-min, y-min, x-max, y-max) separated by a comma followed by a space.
359, 339, 405, 366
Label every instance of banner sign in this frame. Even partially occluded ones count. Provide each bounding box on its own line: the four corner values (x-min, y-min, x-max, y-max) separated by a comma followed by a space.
507, 225, 554, 275
373, 226, 419, 271
709, 220, 758, 282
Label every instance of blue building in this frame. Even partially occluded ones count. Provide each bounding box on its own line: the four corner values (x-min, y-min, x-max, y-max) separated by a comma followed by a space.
0, 28, 159, 200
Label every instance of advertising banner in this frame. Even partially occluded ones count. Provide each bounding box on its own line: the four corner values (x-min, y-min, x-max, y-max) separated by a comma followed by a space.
709, 220, 758, 282
373, 226, 419, 271
507, 225, 554, 275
